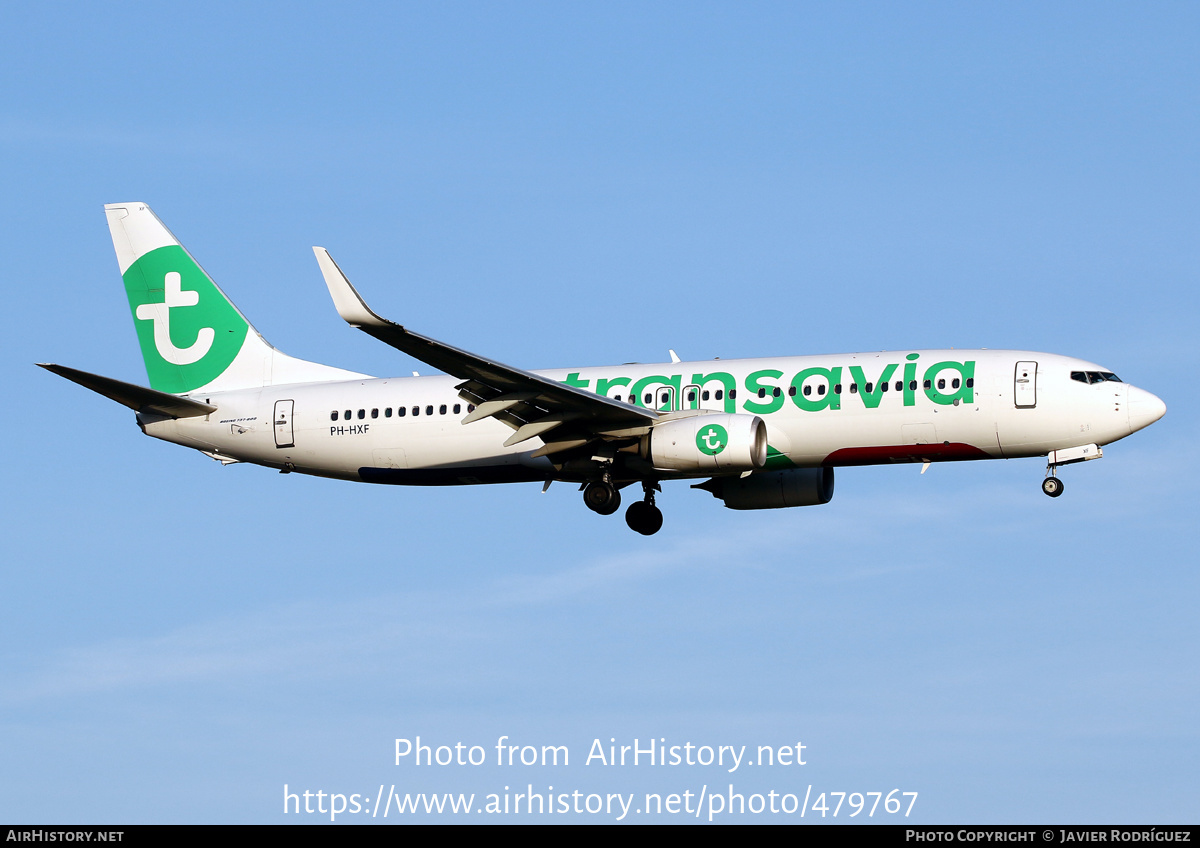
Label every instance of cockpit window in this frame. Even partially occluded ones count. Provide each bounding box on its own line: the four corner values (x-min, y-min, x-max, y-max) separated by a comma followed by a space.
1073, 370, 1123, 384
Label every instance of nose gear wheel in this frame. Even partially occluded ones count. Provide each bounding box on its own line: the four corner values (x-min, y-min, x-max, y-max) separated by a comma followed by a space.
1041, 476, 1064, 498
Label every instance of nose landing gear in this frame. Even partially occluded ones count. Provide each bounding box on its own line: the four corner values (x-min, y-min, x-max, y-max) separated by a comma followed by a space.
1041, 443, 1102, 497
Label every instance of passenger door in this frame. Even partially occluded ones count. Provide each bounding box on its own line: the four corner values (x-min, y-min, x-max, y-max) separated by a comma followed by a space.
274, 399, 295, 448
1014, 361, 1037, 408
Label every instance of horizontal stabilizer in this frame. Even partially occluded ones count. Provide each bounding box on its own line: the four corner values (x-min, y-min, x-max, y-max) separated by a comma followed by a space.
38, 363, 217, 418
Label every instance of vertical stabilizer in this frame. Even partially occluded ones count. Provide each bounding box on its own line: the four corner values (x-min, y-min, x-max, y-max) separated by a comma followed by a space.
105, 203, 365, 394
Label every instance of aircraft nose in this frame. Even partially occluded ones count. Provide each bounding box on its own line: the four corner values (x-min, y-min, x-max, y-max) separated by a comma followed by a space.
1127, 385, 1166, 434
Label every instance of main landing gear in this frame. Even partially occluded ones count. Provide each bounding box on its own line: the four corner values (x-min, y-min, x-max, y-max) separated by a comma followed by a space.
583, 479, 621, 515
582, 477, 664, 535
625, 482, 663, 536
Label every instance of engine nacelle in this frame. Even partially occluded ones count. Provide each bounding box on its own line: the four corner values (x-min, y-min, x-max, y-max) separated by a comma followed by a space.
644, 414, 768, 472
697, 467, 835, 510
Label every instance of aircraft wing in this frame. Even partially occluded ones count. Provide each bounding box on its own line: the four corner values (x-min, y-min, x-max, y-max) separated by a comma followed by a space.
314, 248, 657, 455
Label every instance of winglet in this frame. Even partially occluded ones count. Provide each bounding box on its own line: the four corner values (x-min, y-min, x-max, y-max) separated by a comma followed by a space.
313, 247, 388, 328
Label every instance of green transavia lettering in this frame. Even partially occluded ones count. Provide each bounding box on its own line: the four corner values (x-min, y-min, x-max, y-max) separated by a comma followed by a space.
559, 353, 976, 414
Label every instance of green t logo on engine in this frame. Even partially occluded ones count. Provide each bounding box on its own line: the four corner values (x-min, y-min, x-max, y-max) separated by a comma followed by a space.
696, 423, 728, 456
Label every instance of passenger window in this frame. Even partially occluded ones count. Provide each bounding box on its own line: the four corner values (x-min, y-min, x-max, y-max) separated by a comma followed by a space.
613, 394, 622, 402
966, 378, 974, 388
834, 384, 842, 394
344, 409, 351, 420
453, 404, 461, 414
439, 404, 447, 415
371, 408, 379, 419
880, 381, 888, 392
952, 378, 960, 389
426, 405, 434, 416
644, 393, 652, 405
702, 390, 710, 401
937, 378, 945, 390
803, 385, 812, 397
715, 390, 724, 400
330, 411, 339, 421
772, 387, 781, 397
398, 406, 406, 417
385, 408, 392, 418
758, 388, 766, 398
850, 383, 858, 393
412, 406, 420, 416
865, 382, 873, 393
687, 391, 696, 402
357, 409, 365, 419
895, 381, 902, 391
909, 381, 917, 391
729, 389, 737, 399
923, 380, 931, 389
467, 404, 475, 412
817, 385, 825, 396
788, 386, 796, 397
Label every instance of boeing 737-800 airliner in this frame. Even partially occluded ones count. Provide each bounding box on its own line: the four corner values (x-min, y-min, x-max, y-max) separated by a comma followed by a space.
40, 203, 1166, 535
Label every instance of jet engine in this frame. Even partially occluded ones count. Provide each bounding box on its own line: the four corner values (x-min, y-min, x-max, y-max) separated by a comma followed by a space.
643, 414, 767, 472
696, 467, 835, 510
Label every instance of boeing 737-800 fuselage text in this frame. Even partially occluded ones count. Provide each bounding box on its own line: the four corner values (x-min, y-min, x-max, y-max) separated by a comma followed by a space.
40, 204, 1166, 535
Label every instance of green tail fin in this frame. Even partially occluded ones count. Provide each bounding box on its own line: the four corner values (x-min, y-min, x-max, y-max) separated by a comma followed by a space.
105, 203, 365, 394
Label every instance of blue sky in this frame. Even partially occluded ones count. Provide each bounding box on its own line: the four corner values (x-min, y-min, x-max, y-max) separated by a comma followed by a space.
2, 2, 1197, 823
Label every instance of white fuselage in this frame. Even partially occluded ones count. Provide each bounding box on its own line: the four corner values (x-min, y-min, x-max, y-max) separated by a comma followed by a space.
139, 349, 1163, 485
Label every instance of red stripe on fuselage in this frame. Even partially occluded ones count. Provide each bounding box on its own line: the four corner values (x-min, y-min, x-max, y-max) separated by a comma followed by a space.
823, 443, 991, 466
